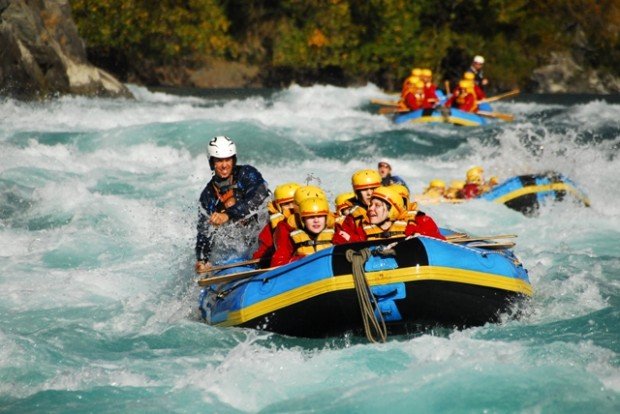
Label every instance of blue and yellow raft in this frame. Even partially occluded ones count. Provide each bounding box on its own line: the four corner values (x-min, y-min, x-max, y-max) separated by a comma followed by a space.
392, 101, 496, 127
393, 107, 492, 127
198, 235, 532, 338
481, 172, 591, 215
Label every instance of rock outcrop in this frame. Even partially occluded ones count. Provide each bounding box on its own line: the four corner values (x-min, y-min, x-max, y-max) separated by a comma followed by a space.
187, 59, 261, 88
530, 52, 620, 94
0, 0, 132, 99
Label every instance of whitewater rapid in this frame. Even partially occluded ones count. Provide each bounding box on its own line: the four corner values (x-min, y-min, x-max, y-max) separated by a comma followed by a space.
0, 84, 618, 412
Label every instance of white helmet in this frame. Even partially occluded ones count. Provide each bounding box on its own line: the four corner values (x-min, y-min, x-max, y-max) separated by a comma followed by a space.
208, 136, 236, 159
473, 55, 485, 64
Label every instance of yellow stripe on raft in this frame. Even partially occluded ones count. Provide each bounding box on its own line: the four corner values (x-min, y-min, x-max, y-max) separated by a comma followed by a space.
410, 116, 481, 127
217, 266, 533, 327
493, 182, 591, 206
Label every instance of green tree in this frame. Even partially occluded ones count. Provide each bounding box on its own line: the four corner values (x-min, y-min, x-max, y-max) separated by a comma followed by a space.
70, 0, 235, 66
69, 0, 619, 89
271, 1, 362, 68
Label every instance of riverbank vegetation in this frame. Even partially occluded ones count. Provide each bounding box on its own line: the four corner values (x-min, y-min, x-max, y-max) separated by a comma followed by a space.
70, 0, 619, 92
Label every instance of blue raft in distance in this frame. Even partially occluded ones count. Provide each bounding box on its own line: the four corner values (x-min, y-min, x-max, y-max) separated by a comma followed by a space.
481, 171, 591, 215
393, 107, 491, 127
393, 98, 496, 127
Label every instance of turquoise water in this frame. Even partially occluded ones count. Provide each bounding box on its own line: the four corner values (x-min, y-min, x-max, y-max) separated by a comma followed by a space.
1, 84, 619, 413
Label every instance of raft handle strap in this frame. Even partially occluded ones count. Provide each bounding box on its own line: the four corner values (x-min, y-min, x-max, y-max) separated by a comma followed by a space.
345, 248, 387, 343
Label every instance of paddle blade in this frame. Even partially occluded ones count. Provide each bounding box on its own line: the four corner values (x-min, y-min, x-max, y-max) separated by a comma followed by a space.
378, 107, 403, 114
371, 98, 400, 107
477, 111, 515, 122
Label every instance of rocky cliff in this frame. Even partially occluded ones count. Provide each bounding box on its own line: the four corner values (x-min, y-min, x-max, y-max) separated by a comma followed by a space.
0, 0, 131, 100
530, 52, 620, 94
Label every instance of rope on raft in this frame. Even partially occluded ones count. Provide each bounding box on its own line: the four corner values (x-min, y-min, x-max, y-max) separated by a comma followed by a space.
345, 248, 387, 343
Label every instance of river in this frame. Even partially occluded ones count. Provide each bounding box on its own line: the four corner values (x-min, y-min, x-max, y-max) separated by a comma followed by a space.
1, 84, 618, 412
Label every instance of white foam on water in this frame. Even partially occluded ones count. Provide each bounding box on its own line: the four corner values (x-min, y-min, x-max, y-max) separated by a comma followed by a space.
169, 326, 619, 411
0, 362, 156, 400
570, 99, 620, 125
1, 85, 619, 410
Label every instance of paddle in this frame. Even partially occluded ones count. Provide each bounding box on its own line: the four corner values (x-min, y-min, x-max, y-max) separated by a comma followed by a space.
477, 110, 515, 122
196, 234, 518, 287
374, 89, 518, 116
444, 232, 468, 240
479, 89, 520, 104
371, 98, 400, 107
197, 266, 279, 287
415, 195, 467, 205
378, 106, 409, 115
196, 257, 267, 274
447, 234, 518, 243
467, 241, 516, 250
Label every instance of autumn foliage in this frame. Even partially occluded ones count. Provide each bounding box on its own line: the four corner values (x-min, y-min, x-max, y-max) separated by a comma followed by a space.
70, 0, 620, 89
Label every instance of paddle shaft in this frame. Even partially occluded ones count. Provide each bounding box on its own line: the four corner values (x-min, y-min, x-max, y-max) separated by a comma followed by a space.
197, 257, 266, 274
467, 241, 516, 250
378, 106, 409, 114
374, 88, 517, 111
197, 266, 279, 287
371, 98, 400, 107
448, 234, 518, 243
479, 89, 520, 104
444, 233, 468, 240
477, 110, 515, 122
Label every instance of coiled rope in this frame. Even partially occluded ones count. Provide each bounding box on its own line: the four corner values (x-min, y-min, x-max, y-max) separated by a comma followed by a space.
345, 248, 387, 343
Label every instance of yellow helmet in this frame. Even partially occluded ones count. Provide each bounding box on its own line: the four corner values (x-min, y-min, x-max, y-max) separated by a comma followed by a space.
463, 72, 475, 81
371, 186, 405, 221
429, 179, 446, 189
299, 197, 330, 219
458, 80, 473, 89
466, 166, 484, 184
449, 180, 465, 190
405, 75, 418, 85
294, 185, 327, 206
351, 169, 381, 191
411, 68, 422, 76
273, 182, 301, 211
421, 68, 432, 77
389, 184, 410, 209
335, 192, 355, 213
414, 80, 425, 89
389, 184, 409, 200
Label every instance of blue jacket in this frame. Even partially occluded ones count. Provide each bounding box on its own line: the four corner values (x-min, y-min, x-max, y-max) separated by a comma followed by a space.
195, 164, 269, 262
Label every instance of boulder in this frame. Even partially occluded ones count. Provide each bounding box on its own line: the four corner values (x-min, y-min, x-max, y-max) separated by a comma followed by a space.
0, 0, 132, 99
531, 52, 620, 94
187, 59, 260, 88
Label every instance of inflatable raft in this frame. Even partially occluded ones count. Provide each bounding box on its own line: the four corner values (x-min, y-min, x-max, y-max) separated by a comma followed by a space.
392, 102, 496, 127
393, 107, 488, 127
481, 172, 591, 215
416, 172, 590, 216
198, 235, 531, 339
